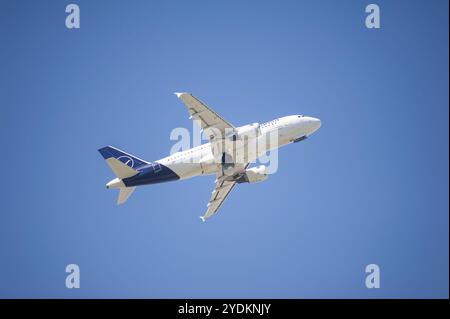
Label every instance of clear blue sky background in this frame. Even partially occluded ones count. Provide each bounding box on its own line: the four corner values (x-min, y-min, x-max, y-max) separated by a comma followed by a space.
0, 0, 448, 298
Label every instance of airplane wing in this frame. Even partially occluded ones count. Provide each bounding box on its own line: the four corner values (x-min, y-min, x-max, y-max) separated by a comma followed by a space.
201, 178, 238, 222
200, 163, 250, 221
174, 92, 235, 143
174, 92, 248, 221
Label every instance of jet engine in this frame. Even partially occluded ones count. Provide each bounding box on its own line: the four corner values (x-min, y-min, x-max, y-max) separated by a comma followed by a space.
236, 165, 269, 183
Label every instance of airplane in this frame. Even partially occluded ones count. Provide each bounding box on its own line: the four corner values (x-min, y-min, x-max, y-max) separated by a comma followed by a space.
98, 92, 321, 221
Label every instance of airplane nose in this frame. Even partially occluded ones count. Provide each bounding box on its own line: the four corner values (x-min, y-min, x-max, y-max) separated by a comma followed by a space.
307, 117, 321, 132
312, 117, 321, 129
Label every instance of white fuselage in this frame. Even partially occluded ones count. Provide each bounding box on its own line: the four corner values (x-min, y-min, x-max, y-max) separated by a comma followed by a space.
157, 115, 321, 180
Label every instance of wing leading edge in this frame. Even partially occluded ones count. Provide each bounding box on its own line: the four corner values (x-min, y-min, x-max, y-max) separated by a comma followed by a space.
174, 92, 235, 142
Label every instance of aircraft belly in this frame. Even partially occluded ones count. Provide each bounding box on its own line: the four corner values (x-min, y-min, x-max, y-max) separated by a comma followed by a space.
166, 162, 204, 180
200, 162, 219, 176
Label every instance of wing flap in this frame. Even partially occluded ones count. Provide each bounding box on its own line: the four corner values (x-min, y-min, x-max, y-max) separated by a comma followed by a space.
201, 180, 237, 221
200, 163, 250, 221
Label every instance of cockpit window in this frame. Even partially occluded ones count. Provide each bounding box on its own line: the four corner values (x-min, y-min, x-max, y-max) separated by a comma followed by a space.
297, 115, 304, 118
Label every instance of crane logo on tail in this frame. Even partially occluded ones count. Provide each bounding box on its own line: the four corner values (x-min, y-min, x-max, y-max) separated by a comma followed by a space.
117, 156, 134, 168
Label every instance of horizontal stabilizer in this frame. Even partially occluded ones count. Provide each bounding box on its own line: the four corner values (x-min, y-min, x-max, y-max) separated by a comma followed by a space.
106, 157, 139, 179
118, 187, 136, 204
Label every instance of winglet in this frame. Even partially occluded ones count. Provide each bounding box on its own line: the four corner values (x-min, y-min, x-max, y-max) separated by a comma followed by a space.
200, 216, 206, 222
174, 92, 186, 98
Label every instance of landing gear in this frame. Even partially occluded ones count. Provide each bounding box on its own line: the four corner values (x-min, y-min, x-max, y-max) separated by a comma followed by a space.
221, 152, 235, 175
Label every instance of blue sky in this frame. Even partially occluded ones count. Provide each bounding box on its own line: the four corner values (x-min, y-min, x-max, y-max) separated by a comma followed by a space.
0, 0, 448, 298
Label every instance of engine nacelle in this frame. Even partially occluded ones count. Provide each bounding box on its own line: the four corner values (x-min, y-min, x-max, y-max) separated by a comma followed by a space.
236, 165, 269, 183
236, 122, 260, 139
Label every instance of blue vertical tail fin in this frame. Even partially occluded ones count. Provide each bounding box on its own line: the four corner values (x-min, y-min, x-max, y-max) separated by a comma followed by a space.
98, 146, 149, 169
